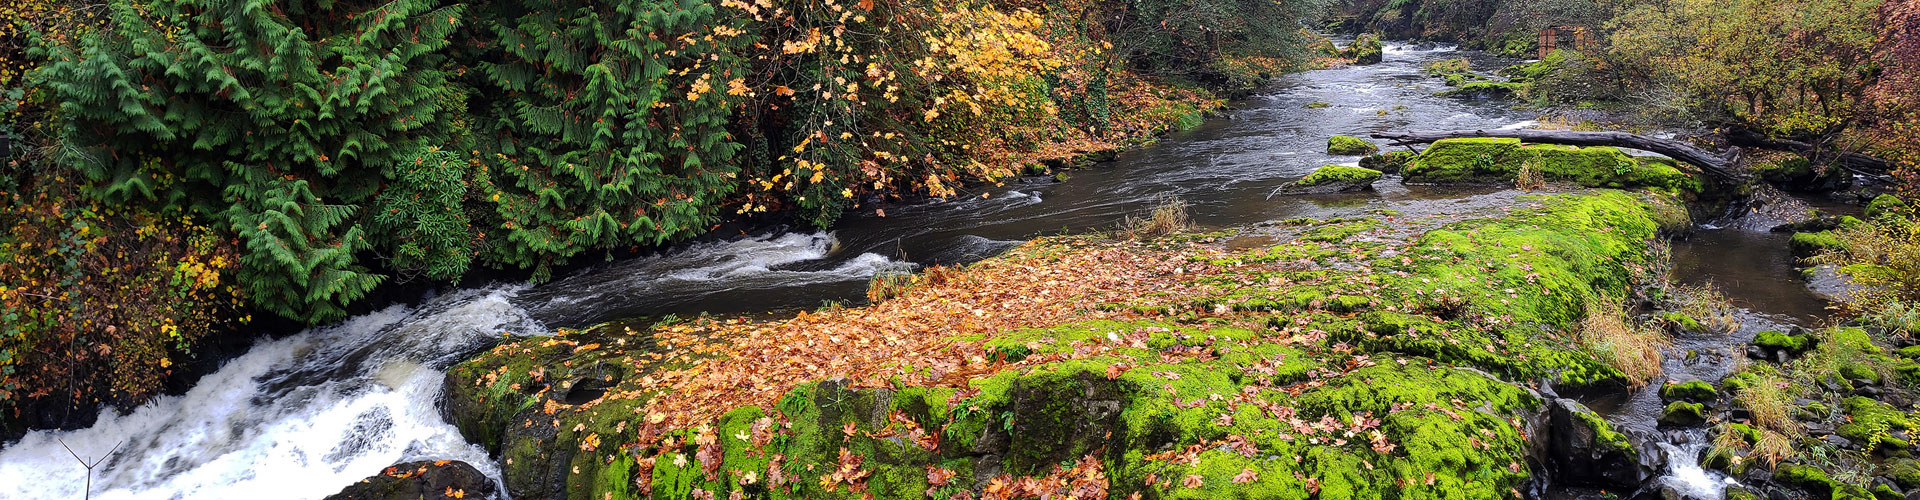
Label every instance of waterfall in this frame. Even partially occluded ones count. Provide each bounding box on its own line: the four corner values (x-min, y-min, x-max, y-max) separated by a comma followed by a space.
0, 286, 543, 500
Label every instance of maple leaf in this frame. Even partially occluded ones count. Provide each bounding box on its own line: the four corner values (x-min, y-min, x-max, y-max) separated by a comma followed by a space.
1182, 474, 1204, 489
927, 466, 956, 486
1232, 467, 1258, 484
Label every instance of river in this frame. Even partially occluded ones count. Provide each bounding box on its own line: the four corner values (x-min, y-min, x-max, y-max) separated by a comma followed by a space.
0, 42, 1813, 500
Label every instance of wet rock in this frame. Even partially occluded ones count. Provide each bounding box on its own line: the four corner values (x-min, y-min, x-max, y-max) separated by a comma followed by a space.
1327, 135, 1380, 156
1747, 345, 1771, 360
325, 460, 496, 500
1543, 398, 1653, 489
1660, 401, 1707, 427
1806, 422, 1835, 436
1825, 435, 1855, 449
1283, 165, 1382, 194
1358, 150, 1415, 174
1661, 380, 1718, 403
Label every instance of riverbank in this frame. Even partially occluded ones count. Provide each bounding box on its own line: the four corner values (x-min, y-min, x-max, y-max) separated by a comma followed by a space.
439, 183, 1702, 498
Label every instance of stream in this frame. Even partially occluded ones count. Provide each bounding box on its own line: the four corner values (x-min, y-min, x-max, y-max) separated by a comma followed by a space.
0, 43, 1834, 500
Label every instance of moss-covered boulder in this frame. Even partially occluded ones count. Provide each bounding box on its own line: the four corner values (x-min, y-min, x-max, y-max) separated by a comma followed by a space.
1284, 165, 1383, 193
1789, 231, 1847, 260
1345, 34, 1383, 65
324, 461, 497, 500
1838, 396, 1917, 454
1327, 136, 1379, 156
1359, 150, 1416, 174
1437, 81, 1527, 99
1661, 380, 1717, 402
1868, 194, 1909, 220
1400, 138, 1704, 194
1752, 330, 1818, 356
1544, 399, 1651, 489
1659, 401, 1707, 426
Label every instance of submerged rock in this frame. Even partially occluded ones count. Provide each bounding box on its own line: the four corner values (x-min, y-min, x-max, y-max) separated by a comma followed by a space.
325, 460, 496, 500
1283, 165, 1382, 193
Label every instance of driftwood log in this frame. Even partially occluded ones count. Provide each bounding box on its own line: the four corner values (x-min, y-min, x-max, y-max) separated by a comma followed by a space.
1371, 129, 1744, 181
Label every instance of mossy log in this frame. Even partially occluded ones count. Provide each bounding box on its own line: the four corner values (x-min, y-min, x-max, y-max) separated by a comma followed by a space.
1373, 129, 1744, 181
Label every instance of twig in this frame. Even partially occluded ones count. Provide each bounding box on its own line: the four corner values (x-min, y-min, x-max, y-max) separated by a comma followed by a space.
58, 438, 123, 500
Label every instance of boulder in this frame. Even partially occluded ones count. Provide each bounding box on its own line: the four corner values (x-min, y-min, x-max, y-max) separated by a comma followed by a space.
1660, 401, 1708, 426
1284, 165, 1382, 194
1359, 150, 1416, 174
325, 460, 496, 500
1328, 135, 1380, 156
1542, 398, 1654, 490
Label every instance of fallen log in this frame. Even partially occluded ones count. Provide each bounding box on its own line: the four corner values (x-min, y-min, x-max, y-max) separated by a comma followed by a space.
1727, 128, 1895, 182
1371, 129, 1744, 181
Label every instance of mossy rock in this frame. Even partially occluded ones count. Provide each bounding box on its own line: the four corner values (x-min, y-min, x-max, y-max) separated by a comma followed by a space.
1777, 463, 1874, 499
1887, 458, 1920, 489
1400, 138, 1703, 193
1661, 380, 1717, 402
1659, 401, 1707, 426
1838, 396, 1916, 454
1790, 231, 1846, 259
1327, 136, 1380, 156
1753, 330, 1817, 354
1305, 101, 1332, 109
1437, 81, 1527, 99
1345, 34, 1383, 65
1285, 165, 1383, 194
1359, 150, 1416, 174
1868, 194, 1909, 220
323, 460, 497, 500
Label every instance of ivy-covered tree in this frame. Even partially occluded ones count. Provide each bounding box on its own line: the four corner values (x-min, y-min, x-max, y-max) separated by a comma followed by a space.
33, 0, 469, 322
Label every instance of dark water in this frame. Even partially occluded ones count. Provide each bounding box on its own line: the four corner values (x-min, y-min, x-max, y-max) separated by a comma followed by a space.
519, 44, 1536, 327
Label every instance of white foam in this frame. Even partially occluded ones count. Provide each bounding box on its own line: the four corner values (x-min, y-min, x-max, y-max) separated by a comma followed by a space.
0, 286, 541, 500
1655, 441, 1734, 500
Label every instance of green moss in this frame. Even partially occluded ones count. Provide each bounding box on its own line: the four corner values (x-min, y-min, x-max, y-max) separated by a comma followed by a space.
1791, 231, 1847, 259
1660, 312, 1704, 333
1359, 150, 1416, 173
1838, 396, 1916, 453
1659, 401, 1707, 426
1887, 459, 1920, 488
1868, 194, 1909, 220
1437, 81, 1527, 99
1288, 165, 1383, 192
1305, 101, 1332, 109
1661, 380, 1717, 402
1574, 409, 1637, 456
1753, 330, 1817, 354
1345, 34, 1383, 65
1327, 136, 1380, 156
1401, 139, 1703, 193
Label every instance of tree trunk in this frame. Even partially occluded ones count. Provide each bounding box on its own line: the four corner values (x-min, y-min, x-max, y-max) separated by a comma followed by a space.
1370, 129, 1745, 181
1727, 128, 1895, 180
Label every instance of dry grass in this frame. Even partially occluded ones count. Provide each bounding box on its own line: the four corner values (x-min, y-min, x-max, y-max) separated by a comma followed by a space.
1735, 368, 1802, 441
1121, 196, 1193, 240
1579, 295, 1669, 387
1516, 159, 1546, 191
866, 271, 918, 303
1673, 282, 1742, 333
1812, 216, 1920, 312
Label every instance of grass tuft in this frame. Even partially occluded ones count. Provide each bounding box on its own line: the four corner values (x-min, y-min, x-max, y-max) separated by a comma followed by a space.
1121, 196, 1193, 240
1579, 295, 1668, 387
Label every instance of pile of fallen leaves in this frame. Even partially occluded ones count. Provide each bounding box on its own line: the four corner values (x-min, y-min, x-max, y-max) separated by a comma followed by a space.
621, 236, 1216, 430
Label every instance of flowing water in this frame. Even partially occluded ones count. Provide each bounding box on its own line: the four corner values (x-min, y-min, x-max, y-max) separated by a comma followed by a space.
0, 43, 1783, 499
